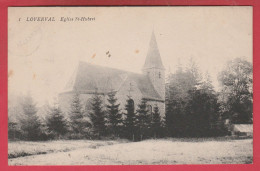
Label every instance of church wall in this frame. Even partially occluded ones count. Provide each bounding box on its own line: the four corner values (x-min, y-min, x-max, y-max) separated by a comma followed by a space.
115, 78, 143, 113
59, 78, 165, 120
145, 68, 165, 100
59, 93, 73, 117
116, 77, 165, 118
146, 100, 165, 119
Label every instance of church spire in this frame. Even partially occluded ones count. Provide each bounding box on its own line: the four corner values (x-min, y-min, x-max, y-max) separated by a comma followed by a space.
142, 31, 165, 70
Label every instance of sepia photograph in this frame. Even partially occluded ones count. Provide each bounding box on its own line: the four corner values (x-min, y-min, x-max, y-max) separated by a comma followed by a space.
8, 6, 253, 165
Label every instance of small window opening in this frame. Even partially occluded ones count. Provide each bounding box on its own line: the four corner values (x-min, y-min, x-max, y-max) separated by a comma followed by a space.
148, 105, 153, 115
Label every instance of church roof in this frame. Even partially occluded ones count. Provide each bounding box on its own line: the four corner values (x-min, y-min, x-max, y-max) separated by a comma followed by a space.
62, 61, 163, 101
143, 31, 165, 70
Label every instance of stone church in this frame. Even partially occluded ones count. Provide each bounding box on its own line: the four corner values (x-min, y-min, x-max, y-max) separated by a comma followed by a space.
59, 32, 165, 118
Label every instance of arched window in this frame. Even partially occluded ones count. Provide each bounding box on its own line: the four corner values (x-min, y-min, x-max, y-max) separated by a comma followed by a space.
159, 72, 161, 78
147, 105, 152, 115
129, 99, 135, 112
147, 105, 153, 120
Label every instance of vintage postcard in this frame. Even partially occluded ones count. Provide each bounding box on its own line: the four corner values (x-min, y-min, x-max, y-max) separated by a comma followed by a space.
8, 6, 253, 165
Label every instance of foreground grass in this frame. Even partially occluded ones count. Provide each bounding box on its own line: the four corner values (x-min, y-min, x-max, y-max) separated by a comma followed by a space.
8, 140, 121, 159
8, 138, 253, 165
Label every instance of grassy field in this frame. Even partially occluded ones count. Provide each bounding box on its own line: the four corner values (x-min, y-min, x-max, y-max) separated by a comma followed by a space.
8, 140, 121, 158
8, 138, 253, 165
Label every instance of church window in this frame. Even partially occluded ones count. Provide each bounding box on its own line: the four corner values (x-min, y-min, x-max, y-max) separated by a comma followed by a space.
159, 72, 161, 78
129, 99, 135, 111
147, 105, 152, 116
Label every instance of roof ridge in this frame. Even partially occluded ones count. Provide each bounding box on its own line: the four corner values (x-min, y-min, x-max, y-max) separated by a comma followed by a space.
78, 60, 143, 76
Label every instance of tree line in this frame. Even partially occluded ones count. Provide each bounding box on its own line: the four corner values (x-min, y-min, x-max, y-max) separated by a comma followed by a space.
165, 57, 252, 137
8, 57, 253, 141
8, 91, 162, 141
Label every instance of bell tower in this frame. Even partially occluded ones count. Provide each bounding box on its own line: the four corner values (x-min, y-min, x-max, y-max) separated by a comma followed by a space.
142, 31, 165, 100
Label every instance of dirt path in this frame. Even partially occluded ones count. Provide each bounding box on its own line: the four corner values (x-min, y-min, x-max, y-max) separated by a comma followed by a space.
9, 139, 253, 165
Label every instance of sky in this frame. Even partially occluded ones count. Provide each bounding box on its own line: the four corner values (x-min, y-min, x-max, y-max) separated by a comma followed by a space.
8, 6, 252, 105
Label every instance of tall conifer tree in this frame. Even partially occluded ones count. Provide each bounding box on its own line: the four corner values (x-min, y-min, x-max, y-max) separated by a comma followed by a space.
46, 105, 67, 139
151, 106, 161, 138
69, 93, 90, 138
124, 97, 136, 141
89, 93, 106, 138
20, 95, 42, 141
106, 91, 122, 137
136, 98, 151, 140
